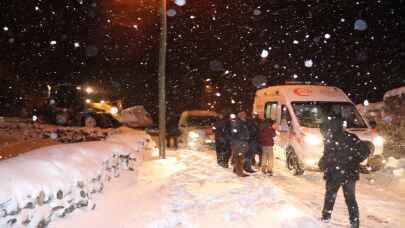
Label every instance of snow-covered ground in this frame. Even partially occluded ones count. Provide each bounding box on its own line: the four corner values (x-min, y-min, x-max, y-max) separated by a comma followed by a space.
52, 148, 405, 228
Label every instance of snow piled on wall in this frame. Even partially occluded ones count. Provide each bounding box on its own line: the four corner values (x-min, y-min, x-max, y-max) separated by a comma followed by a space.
0, 132, 147, 228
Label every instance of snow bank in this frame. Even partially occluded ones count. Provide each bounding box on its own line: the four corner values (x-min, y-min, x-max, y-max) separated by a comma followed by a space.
0, 132, 147, 228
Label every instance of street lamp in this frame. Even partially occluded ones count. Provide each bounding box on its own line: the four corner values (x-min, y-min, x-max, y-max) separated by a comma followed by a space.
85, 87, 93, 94
158, 0, 167, 159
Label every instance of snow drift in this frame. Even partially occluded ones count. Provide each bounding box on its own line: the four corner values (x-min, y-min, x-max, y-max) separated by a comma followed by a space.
0, 132, 148, 228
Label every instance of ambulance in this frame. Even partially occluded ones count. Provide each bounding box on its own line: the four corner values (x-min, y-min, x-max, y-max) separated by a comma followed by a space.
253, 83, 385, 175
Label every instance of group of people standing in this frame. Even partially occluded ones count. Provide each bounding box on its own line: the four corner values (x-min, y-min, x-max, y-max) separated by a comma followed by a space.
214, 110, 276, 177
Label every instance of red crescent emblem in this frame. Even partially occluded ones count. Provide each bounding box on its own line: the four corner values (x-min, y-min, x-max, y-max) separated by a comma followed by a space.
293, 88, 311, 96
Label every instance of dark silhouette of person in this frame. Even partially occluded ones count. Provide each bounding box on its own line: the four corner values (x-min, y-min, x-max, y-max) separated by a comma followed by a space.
319, 115, 370, 228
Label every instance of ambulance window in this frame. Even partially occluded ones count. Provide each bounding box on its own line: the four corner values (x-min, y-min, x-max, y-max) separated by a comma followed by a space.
281, 105, 292, 126
264, 102, 278, 121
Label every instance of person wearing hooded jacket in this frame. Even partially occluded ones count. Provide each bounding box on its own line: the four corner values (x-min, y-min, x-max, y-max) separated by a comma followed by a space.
244, 113, 260, 173
319, 115, 370, 228
230, 111, 251, 177
214, 114, 231, 168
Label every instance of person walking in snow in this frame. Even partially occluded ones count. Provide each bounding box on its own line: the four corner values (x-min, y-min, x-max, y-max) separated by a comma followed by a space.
259, 118, 276, 175
230, 111, 251, 177
214, 113, 231, 168
319, 115, 370, 228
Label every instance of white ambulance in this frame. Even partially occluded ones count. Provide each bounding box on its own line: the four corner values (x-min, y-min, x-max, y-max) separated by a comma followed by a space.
253, 83, 384, 175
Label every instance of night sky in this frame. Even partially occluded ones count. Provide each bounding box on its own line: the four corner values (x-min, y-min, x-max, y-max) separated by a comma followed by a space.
0, 0, 404, 119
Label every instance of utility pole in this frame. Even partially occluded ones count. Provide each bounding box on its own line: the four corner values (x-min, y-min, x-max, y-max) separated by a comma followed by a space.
158, 0, 167, 159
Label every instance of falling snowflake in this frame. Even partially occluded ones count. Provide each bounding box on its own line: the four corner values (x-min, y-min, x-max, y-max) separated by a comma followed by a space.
354, 19, 368, 31
304, 59, 313, 68
293, 40, 299, 44
363, 99, 369, 106
74, 42, 80, 48
3, 26, 8, 31
175, 0, 186, 7
293, 74, 298, 79
167, 9, 176, 17
260, 49, 269, 58
50, 40, 57, 45
324, 33, 331, 39
253, 9, 261, 16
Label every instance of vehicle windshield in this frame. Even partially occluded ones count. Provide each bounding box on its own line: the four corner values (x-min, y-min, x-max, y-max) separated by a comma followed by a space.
187, 116, 218, 127
291, 101, 367, 128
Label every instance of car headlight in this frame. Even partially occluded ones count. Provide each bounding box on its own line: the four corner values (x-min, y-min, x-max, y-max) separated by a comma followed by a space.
304, 134, 322, 145
188, 131, 200, 139
373, 136, 384, 147
110, 106, 119, 115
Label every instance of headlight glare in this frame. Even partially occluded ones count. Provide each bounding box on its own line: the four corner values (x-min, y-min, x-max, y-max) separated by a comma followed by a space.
373, 136, 384, 147
110, 106, 119, 115
188, 131, 200, 139
304, 134, 322, 145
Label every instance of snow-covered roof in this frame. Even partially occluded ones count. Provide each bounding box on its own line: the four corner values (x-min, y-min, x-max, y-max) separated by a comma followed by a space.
384, 86, 405, 99
180, 110, 218, 118
256, 85, 351, 102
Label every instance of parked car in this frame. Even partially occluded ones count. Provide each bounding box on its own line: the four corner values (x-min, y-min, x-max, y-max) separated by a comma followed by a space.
118, 106, 154, 128
177, 110, 219, 149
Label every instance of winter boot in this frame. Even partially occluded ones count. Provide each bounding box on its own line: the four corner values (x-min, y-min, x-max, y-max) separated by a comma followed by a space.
233, 154, 249, 177
244, 164, 256, 173
350, 218, 359, 228
321, 213, 331, 224
231, 153, 236, 166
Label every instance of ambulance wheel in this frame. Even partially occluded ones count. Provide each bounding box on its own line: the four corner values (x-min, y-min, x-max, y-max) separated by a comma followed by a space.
287, 149, 304, 176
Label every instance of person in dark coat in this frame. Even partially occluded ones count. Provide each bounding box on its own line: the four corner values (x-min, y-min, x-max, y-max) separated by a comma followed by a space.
244, 113, 260, 173
166, 117, 181, 149
230, 111, 251, 177
214, 114, 231, 168
319, 115, 370, 228
259, 119, 276, 175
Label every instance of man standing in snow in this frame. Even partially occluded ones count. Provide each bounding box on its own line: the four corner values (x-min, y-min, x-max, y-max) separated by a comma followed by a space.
244, 113, 260, 173
214, 113, 231, 168
259, 119, 276, 175
319, 115, 370, 228
230, 111, 251, 177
